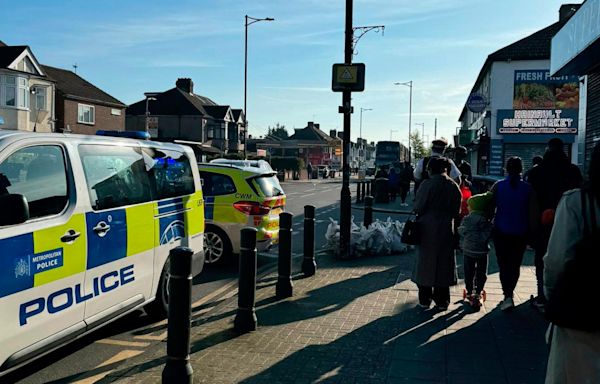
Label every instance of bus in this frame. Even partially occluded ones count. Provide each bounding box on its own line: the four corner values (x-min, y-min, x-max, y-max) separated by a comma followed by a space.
375, 141, 408, 166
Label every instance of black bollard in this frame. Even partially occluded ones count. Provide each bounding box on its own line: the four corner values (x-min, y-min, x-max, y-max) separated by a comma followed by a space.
366, 180, 371, 197
301, 205, 316, 277
356, 182, 362, 204
361, 181, 366, 204
276, 212, 294, 299
234, 227, 258, 333
162, 247, 194, 384
364, 196, 374, 228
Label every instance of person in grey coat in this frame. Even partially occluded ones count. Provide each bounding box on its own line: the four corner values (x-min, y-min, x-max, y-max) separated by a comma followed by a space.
412, 157, 462, 310
458, 192, 494, 306
544, 142, 600, 384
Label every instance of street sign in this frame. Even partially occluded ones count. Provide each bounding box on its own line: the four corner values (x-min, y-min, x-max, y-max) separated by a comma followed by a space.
467, 93, 487, 113
332, 63, 365, 92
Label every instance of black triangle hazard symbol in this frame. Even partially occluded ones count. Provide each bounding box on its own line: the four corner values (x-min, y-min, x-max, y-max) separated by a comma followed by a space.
340, 68, 354, 81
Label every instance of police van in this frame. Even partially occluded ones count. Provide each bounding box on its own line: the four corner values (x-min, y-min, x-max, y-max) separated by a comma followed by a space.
0, 130, 205, 375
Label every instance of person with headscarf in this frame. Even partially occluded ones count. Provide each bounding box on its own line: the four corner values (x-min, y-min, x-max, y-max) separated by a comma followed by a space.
412, 157, 462, 310
527, 138, 583, 310
543, 142, 600, 383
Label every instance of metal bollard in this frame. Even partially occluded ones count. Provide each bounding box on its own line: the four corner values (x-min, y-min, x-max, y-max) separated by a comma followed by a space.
301, 205, 316, 277
162, 247, 194, 384
364, 196, 374, 228
366, 180, 371, 197
234, 227, 258, 333
356, 182, 362, 204
361, 182, 366, 204
276, 212, 294, 299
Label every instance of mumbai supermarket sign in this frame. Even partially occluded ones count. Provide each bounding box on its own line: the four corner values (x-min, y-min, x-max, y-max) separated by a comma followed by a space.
497, 109, 578, 134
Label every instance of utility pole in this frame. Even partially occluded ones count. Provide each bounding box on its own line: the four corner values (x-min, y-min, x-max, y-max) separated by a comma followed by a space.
339, 0, 353, 260
434, 118, 437, 140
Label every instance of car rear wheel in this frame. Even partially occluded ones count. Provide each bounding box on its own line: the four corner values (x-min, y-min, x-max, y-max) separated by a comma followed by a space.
204, 226, 232, 265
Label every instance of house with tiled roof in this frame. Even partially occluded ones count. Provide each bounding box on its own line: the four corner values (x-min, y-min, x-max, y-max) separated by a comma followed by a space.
42, 65, 126, 135
126, 78, 244, 154
0, 41, 55, 132
457, 4, 582, 176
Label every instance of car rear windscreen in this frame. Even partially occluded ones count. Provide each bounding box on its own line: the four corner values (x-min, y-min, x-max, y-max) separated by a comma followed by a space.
253, 175, 285, 197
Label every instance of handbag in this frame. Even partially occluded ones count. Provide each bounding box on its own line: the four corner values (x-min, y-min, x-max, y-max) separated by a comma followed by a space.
545, 189, 600, 331
401, 212, 420, 245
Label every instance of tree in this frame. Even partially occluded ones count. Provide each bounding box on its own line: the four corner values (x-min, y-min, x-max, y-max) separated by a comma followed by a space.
267, 123, 289, 140
410, 132, 431, 160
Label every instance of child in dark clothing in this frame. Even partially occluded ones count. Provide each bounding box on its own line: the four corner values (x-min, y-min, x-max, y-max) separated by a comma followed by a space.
458, 192, 494, 308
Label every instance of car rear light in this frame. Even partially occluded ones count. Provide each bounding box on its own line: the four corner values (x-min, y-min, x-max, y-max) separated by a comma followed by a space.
233, 201, 271, 216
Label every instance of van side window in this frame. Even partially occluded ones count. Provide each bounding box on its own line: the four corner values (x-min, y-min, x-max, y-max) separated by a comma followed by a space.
79, 145, 153, 210
142, 148, 195, 199
200, 171, 236, 196
0, 145, 68, 220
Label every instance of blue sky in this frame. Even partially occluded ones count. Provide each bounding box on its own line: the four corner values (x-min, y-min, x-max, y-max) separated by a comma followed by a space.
1, 0, 572, 145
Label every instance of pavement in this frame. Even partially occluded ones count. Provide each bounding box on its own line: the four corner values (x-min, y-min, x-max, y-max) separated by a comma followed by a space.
95, 191, 549, 384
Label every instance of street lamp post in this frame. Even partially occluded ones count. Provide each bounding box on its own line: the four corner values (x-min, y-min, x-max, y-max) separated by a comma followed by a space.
394, 81, 412, 164
359, 107, 372, 140
359, 107, 372, 169
145, 96, 157, 134
244, 15, 274, 159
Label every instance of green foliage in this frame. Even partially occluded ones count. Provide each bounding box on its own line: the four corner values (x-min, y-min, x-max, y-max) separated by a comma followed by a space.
269, 156, 303, 171
410, 132, 431, 160
267, 123, 289, 139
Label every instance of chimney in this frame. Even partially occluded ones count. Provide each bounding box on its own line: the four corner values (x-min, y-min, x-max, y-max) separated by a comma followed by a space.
330, 130, 337, 138
559, 4, 580, 21
176, 78, 194, 94
337, 132, 343, 139
307, 121, 314, 128
314, 123, 320, 130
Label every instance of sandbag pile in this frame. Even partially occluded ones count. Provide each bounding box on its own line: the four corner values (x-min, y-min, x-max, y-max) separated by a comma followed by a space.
324, 217, 409, 257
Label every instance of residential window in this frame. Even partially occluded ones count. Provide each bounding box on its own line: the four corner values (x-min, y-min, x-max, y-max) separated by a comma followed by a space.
111, 108, 121, 116
1, 75, 17, 107
78, 104, 95, 124
33, 87, 46, 111
17, 77, 28, 109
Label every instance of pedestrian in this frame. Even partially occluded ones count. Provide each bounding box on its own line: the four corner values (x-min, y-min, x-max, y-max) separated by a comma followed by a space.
413, 138, 462, 193
527, 138, 582, 310
491, 157, 537, 311
399, 161, 414, 207
455, 146, 473, 183
412, 157, 462, 310
544, 142, 600, 384
307, 163, 313, 180
523, 155, 543, 182
458, 192, 494, 308
388, 167, 399, 201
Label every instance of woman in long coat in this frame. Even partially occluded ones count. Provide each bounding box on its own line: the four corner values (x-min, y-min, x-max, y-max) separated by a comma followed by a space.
412, 157, 462, 310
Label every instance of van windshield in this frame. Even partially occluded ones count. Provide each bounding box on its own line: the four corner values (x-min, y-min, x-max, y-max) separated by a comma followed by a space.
253, 174, 284, 197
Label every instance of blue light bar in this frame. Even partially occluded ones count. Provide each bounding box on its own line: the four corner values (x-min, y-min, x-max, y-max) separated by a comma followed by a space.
96, 130, 151, 140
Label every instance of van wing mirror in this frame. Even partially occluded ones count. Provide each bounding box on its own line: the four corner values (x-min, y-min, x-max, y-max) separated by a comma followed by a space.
0, 194, 30, 226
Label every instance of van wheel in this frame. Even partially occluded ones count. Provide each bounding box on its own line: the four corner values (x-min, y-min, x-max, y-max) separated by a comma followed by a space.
144, 258, 170, 318
204, 226, 232, 265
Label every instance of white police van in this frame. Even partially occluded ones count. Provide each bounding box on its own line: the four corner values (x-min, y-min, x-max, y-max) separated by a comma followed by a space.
0, 130, 205, 375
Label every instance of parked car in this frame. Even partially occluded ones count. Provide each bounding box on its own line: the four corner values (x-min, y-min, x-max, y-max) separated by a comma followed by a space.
317, 165, 330, 178
470, 174, 502, 194
199, 162, 286, 264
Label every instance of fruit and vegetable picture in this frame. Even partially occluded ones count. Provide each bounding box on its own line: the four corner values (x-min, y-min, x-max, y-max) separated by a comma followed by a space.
513, 70, 579, 109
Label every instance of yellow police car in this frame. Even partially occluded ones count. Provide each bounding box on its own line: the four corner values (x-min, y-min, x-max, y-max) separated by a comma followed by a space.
199, 161, 285, 264
0, 130, 204, 376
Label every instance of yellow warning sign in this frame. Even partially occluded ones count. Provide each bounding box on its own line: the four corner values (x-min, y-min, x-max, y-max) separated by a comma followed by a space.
332, 63, 365, 92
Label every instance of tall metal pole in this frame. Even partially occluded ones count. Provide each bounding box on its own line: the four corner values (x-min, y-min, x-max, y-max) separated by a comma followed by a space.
244, 15, 248, 159
408, 81, 412, 164
340, 0, 353, 260
360, 108, 363, 140
434, 118, 437, 140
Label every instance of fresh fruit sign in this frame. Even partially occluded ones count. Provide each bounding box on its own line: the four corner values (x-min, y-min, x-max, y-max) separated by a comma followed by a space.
497, 70, 579, 135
